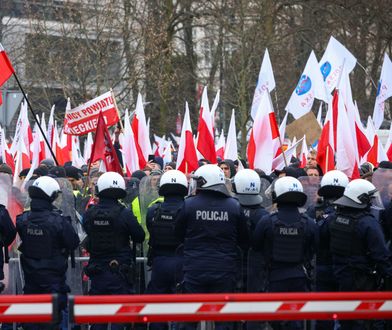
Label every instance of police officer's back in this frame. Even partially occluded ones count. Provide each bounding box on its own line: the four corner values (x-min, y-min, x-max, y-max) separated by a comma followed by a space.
310, 170, 348, 291
175, 164, 249, 294
310, 170, 348, 330
233, 169, 268, 293
252, 177, 318, 292
16, 176, 79, 329
146, 170, 187, 330
83, 172, 145, 296
329, 179, 392, 329
0, 202, 16, 291
330, 179, 392, 287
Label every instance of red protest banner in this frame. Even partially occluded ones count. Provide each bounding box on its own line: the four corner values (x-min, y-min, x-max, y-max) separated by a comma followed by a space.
64, 91, 119, 135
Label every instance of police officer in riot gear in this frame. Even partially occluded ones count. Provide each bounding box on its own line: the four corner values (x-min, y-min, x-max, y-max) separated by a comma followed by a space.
329, 179, 392, 330
252, 176, 318, 330
175, 164, 249, 330
233, 169, 268, 289
16, 176, 80, 330
83, 171, 145, 330
310, 170, 348, 330
145, 170, 187, 330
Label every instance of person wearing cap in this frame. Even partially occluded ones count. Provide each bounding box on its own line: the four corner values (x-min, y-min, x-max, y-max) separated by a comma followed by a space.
175, 164, 248, 330
327, 179, 392, 329
252, 176, 318, 330
16, 176, 79, 330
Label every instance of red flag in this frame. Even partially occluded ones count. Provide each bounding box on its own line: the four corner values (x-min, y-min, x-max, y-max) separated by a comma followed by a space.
317, 98, 335, 175
90, 112, 123, 175
0, 44, 14, 87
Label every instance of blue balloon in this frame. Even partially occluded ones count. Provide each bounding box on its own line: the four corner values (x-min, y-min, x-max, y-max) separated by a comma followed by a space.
295, 75, 312, 96
320, 61, 331, 81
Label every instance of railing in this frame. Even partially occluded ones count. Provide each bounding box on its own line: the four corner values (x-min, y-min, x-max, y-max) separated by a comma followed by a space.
1, 292, 392, 324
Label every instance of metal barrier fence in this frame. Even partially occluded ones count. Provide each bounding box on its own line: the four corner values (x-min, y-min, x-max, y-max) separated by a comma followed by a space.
0, 292, 392, 324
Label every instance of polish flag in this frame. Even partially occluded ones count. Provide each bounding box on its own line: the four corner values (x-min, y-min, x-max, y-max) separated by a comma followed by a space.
197, 86, 216, 163
122, 108, 139, 176
0, 44, 15, 106
176, 102, 198, 173
224, 109, 238, 161
299, 136, 309, 168
0, 127, 14, 174
385, 122, 392, 161
210, 89, 220, 134
132, 93, 152, 169
162, 140, 173, 165
365, 117, 388, 167
316, 98, 335, 174
10, 100, 33, 161
215, 130, 225, 160
32, 121, 45, 163
47, 105, 55, 147
338, 67, 371, 163
335, 91, 360, 179
247, 91, 280, 174
22, 130, 41, 188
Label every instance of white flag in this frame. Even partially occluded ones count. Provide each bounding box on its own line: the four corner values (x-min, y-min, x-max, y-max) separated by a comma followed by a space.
372, 53, 392, 129
224, 109, 238, 161
286, 51, 328, 119
251, 49, 275, 119
319, 36, 357, 93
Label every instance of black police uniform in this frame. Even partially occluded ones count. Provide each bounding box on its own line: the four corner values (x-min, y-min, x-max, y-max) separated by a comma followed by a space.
16, 197, 80, 330
242, 204, 268, 293
175, 189, 249, 329
83, 197, 145, 294
145, 195, 184, 330
329, 207, 392, 330
0, 204, 16, 287
252, 205, 318, 290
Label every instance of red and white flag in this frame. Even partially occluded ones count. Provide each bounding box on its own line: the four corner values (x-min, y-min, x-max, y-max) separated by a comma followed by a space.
83, 132, 93, 163
215, 130, 225, 160
210, 89, 220, 134
251, 49, 276, 120
335, 91, 360, 179
47, 105, 55, 147
319, 36, 357, 93
64, 91, 119, 135
286, 51, 328, 119
0, 127, 14, 174
299, 136, 309, 168
247, 91, 280, 174
385, 121, 392, 161
122, 108, 139, 176
90, 111, 123, 175
176, 102, 198, 173
196, 86, 216, 163
372, 53, 392, 129
365, 116, 388, 167
316, 98, 335, 174
224, 109, 238, 161
10, 100, 33, 160
132, 93, 151, 169
0, 43, 15, 106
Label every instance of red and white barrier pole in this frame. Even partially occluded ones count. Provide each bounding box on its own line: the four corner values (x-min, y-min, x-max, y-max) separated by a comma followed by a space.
0, 294, 56, 323
70, 292, 392, 324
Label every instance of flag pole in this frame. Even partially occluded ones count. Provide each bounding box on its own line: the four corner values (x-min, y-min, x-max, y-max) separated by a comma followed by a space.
12, 73, 59, 165
110, 89, 124, 130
